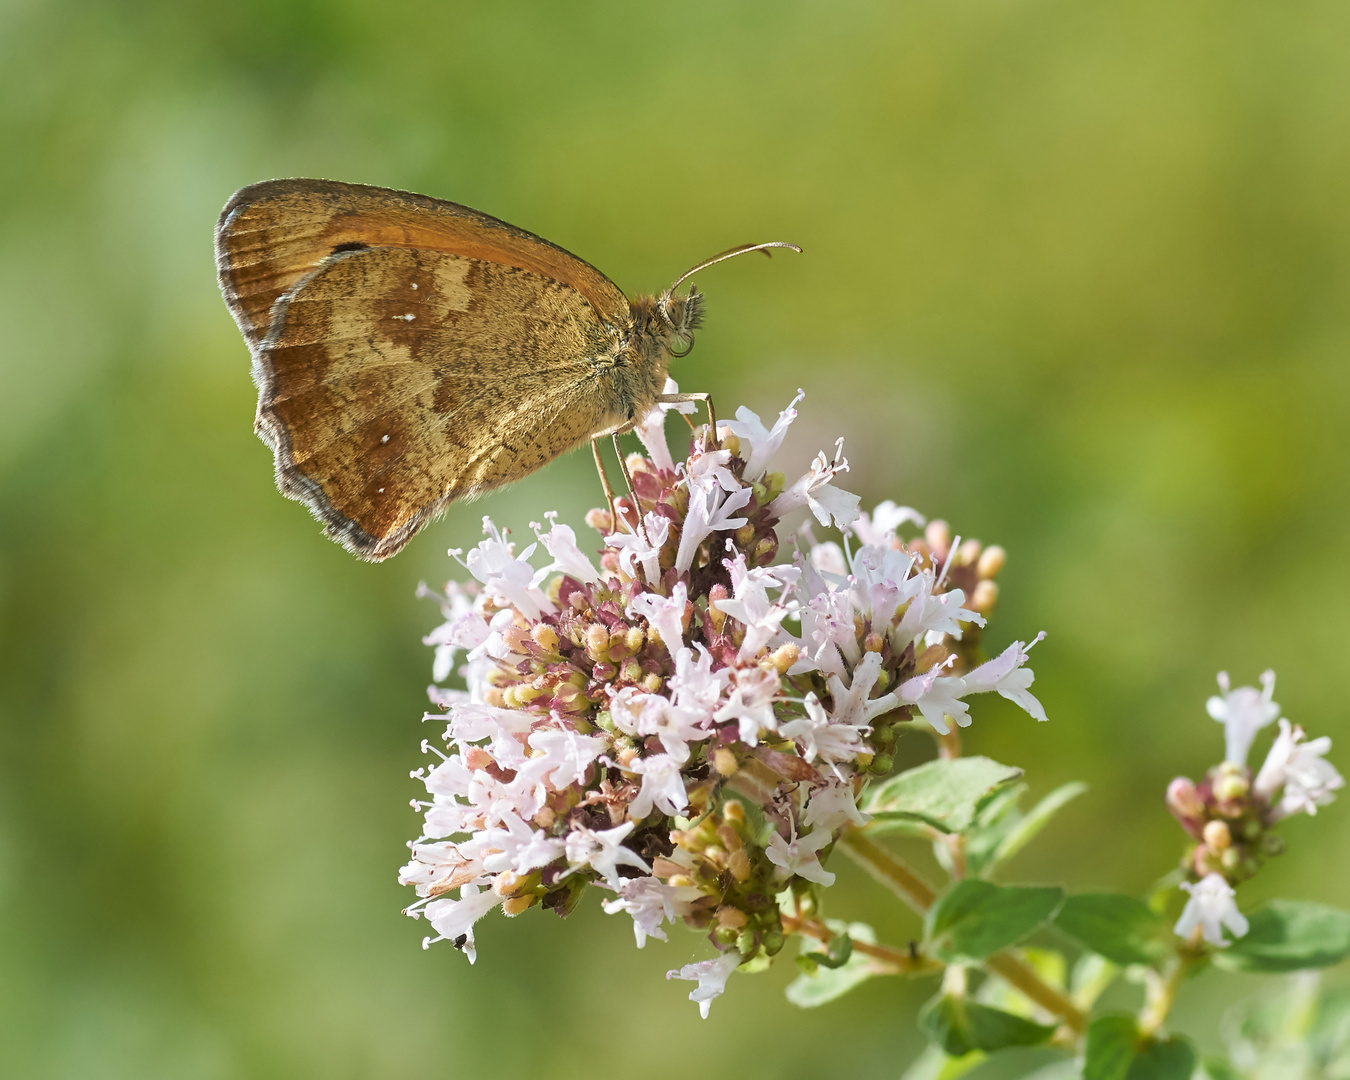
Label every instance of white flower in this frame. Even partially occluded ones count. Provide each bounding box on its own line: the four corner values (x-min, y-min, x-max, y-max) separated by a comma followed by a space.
424, 884, 505, 963
474, 811, 565, 874
420, 582, 490, 684
668, 644, 729, 718
713, 665, 781, 745
892, 663, 971, 735
1207, 670, 1280, 767
894, 575, 985, 647
825, 650, 893, 728
682, 446, 741, 496
606, 512, 670, 586
397, 841, 482, 898
1174, 873, 1249, 947
765, 826, 836, 886
714, 556, 800, 662
721, 389, 803, 478
803, 777, 869, 832
564, 821, 651, 889
769, 440, 860, 529
632, 377, 696, 471
627, 581, 688, 652
851, 500, 925, 547
455, 518, 556, 621
521, 727, 609, 790
809, 541, 848, 578
666, 951, 743, 1018
1254, 719, 1344, 818
602, 876, 702, 947
675, 484, 753, 574
779, 692, 867, 764
959, 635, 1049, 723
531, 512, 600, 585
626, 753, 689, 819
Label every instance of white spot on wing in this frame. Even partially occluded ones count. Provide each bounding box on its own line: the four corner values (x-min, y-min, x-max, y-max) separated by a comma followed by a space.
381, 434, 390, 444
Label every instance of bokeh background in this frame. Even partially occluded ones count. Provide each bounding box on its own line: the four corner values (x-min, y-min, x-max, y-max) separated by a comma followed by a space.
3, 1, 1348, 1076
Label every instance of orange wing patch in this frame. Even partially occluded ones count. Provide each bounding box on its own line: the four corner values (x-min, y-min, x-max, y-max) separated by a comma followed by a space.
215, 179, 630, 346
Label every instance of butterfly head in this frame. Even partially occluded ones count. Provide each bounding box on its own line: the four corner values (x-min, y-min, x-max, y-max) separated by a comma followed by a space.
655, 285, 706, 359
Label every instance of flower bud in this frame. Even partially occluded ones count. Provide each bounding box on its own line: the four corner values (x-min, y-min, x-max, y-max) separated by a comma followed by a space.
957, 538, 983, 566
707, 586, 728, 635
502, 894, 538, 916
728, 850, 751, 881
531, 624, 559, 652
584, 507, 612, 533
767, 642, 799, 674
977, 545, 1006, 579
586, 623, 610, 660
1202, 820, 1232, 851
864, 632, 884, 654
971, 579, 999, 614
925, 519, 951, 557
716, 907, 747, 929
1213, 771, 1250, 803
713, 747, 739, 776
1167, 777, 1207, 820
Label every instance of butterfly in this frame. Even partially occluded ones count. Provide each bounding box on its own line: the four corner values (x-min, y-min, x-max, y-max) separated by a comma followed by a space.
215, 178, 798, 561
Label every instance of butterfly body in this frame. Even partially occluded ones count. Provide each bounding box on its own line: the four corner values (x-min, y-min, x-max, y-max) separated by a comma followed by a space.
216, 179, 782, 561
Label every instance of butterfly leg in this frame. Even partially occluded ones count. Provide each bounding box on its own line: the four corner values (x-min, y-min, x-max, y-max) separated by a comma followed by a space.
591, 438, 621, 533
655, 392, 719, 450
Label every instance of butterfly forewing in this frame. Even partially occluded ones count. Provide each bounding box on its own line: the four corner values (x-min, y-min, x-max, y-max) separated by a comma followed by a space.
215, 179, 636, 560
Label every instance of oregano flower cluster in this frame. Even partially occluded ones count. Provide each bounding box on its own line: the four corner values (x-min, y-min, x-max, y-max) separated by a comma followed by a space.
399, 388, 1046, 1015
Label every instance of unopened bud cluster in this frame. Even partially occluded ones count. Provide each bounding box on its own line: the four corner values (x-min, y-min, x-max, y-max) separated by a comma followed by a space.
400, 387, 1048, 1014
1167, 671, 1343, 886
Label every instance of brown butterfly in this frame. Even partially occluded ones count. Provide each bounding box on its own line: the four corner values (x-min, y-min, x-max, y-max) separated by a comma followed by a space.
215, 178, 798, 561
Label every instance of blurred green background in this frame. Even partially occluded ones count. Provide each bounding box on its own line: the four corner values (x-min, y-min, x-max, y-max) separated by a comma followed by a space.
3, 1, 1348, 1076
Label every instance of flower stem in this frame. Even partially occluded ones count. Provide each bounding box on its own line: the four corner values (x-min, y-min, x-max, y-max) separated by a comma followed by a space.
780, 914, 940, 974
839, 829, 1087, 1036
1137, 952, 1198, 1038
985, 952, 1086, 1035
839, 830, 936, 914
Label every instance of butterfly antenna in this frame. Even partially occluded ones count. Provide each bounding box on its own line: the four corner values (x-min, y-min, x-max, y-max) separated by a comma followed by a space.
665, 241, 803, 295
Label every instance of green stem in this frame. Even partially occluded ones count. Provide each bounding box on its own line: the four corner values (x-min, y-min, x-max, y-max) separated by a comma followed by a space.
839, 830, 936, 914
1137, 952, 1197, 1038
780, 914, 940, 975
839, 829, 1087, 1037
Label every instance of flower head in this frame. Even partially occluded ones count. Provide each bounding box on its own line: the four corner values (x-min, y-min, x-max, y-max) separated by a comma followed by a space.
402, 395, 1042, 1013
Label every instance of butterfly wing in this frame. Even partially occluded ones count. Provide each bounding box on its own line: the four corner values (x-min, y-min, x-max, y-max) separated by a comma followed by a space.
215, 179, 634, 560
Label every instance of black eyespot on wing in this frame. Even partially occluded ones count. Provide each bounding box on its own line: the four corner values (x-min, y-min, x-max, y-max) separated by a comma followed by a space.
331, 241, 370, 254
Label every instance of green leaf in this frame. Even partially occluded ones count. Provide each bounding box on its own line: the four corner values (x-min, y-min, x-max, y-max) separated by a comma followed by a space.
898, 1044, 987, 1080
984, 781, 1088, 873
785, 955, 877, 1007
1127, 1036, 1196, 1080
1083, 1014, 1139, 1080
921, 995, 1056, 1057
785, 921, 883, 1007
1084, 1016, 1196, 1080
864, 757, 1023, 834
1054, 893, 1168, 966
1198, 1057, 1243, 1080
815, 933, 853, 969
926, 880, 1064, 963
1215, 900, 1350, 973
